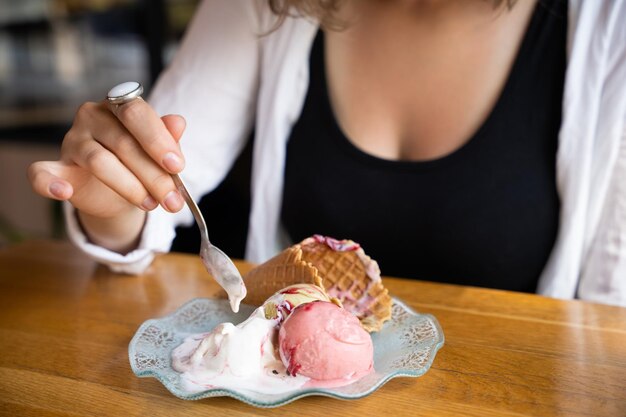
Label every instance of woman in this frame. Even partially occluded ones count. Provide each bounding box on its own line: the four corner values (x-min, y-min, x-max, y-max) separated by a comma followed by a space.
28, 0, 626, 305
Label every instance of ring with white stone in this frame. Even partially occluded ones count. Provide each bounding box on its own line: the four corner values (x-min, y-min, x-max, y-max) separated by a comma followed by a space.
106, 81, 144, 106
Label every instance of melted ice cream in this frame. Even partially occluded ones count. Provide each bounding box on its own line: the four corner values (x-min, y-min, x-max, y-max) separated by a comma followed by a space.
171, 307, 309, 394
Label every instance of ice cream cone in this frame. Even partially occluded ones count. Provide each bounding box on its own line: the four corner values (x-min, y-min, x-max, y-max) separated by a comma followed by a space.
242, 246, 324, 307
297, 236, 392, 332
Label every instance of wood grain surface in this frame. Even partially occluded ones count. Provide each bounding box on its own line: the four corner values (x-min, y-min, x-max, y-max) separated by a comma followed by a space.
0, 240, 625, 416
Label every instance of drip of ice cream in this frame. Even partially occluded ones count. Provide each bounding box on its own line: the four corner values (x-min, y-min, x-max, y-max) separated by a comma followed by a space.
279, 301, 374, 381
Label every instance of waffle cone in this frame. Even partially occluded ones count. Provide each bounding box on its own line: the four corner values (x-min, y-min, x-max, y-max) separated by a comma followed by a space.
241, 246, 324, 307
297, 239, 392, 332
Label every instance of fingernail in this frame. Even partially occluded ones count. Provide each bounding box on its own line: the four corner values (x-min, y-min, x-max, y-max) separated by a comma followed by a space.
163, 191, 184, 212
163, 152, 184, 172
141, 196, 158, 211
49, 181, 67, 199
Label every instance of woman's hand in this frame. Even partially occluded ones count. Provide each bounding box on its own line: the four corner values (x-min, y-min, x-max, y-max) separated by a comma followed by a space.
28, 99, 187, 252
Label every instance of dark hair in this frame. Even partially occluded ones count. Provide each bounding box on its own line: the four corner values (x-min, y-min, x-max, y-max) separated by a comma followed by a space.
268, 0, 519, 29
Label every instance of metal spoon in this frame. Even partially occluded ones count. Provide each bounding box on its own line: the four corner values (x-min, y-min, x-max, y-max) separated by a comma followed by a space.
107, 82, 247, 312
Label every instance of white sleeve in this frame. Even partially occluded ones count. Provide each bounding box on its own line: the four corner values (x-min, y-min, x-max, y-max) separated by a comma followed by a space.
577, 1, 626, 306
64, 202, 175, 274
579, 132, 626, 306
65, 0, 263, 273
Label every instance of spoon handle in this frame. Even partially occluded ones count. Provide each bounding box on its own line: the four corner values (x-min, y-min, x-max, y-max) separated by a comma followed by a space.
171, 173, 210, 243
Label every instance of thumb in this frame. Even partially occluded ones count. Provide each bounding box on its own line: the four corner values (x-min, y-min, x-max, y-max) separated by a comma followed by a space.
28, 160, 79, 201
161, 114, 186, 143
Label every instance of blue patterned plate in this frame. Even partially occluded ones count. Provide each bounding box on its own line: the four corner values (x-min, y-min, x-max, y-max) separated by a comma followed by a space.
129, 297, 444, 408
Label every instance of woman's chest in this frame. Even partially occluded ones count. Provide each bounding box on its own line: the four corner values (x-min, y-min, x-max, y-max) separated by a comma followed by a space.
323, 0, 538, 161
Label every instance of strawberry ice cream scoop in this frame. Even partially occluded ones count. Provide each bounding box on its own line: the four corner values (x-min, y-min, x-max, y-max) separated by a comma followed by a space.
278, 301, 374, 381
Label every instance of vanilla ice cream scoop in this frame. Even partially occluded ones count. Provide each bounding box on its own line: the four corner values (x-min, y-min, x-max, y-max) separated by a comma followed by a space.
171, 306, 308, 394
172, 308, 276, 377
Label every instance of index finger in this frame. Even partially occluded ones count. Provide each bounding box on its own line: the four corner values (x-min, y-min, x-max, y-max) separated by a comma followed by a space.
108, 98, 185, 173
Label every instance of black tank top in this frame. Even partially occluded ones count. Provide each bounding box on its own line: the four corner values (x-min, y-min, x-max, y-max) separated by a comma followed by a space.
281, 0, 566, 292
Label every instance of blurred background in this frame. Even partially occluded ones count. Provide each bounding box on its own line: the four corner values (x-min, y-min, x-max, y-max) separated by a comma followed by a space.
0, 0, 200, 247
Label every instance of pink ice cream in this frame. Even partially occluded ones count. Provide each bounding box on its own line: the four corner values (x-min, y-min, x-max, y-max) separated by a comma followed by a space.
278, 301, 374, 381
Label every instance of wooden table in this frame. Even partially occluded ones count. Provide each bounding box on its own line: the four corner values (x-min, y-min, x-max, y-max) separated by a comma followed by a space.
0, 240, 625, 416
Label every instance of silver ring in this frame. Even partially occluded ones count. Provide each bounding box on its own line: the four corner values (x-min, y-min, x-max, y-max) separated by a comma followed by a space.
107, 81, 144, 105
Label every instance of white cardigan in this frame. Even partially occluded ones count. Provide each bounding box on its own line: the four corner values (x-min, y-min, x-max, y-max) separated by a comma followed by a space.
66, 0, 626, 306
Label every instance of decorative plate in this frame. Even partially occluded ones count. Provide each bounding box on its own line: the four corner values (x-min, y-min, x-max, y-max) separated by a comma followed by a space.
129, 297, 444, 408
